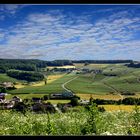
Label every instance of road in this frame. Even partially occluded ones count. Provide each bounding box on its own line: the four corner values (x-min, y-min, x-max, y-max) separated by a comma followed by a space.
61, 76, 78, 93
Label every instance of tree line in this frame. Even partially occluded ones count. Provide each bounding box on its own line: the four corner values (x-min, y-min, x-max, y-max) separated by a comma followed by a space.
90, 97, 140, 105
0, 59, 74, 73
126, 62, 140, 68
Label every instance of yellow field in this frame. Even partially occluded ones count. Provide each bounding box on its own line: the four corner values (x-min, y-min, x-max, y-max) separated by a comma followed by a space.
77, 94, 122, 100
47, 100, 70, 104
99, 105, 140, 112
14, 84, 25, 89
31, 74, 65, 87
73, 63, 109, 69
47, 65, 75, 70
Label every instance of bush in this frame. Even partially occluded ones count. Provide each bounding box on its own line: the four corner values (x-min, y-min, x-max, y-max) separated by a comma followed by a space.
98, 106, 106, 112
13, 102, 28, 115
81, 103, 99, 135
43, 95, 49, 100
32, 102, 56, 114
70, 97, 79, 106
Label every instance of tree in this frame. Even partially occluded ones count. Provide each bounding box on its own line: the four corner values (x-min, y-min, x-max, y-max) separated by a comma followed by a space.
45, 79, 47, 85
84, 62, 89, 66
70, 97, 79, 106
1, 87, 6, 93
43, 95, 49, 100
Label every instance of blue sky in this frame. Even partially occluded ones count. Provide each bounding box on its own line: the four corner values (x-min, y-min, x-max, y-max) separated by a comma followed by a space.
0, 4, 140, 60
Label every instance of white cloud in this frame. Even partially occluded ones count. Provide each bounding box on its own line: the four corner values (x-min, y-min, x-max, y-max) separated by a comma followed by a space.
0, 6, 140, 60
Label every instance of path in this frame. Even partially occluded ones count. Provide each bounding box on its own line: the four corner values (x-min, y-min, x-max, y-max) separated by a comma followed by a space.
61, 76, 78, 93
102, 82, 123, 100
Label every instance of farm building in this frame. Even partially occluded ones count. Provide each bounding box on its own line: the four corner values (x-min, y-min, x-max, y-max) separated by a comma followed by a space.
12, 96, 22, 102
0, 94, 5, 100
1, 82, 14, 88
50, 92, 74, 99
32, 97, 42, 103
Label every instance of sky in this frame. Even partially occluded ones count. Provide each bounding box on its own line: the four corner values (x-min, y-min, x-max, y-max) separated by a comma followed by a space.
0, 4, 140, 61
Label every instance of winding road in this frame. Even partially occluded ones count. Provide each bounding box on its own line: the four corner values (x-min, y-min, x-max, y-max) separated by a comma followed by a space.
61, 76, 78, 93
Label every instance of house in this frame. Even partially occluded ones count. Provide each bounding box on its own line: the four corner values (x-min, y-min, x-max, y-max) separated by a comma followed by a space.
0, 93, 8, 96
2, 82, 14, 88
0, 94, 5, 100
32, 97, 42, 103
50, 92, 74, 99
12, 96, 22, 102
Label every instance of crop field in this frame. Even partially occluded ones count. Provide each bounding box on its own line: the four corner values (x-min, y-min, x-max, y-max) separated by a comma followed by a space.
31, 74, 65, 87
47, 65, 76, 70
65, 73, 115, 94
77, 94, 122, 100
3, 63, 140, 100
9, 73, 76, 94
73, 63, 110, 69
99, 105, 140, 112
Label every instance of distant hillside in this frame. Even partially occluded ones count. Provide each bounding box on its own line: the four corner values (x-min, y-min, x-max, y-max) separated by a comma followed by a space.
72, 60, 133, 64
0, 59, 134, 74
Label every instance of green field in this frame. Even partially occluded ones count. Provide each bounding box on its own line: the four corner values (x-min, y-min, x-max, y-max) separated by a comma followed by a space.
2, 63, 140, 99
9, 73, 76, 94
0, 74, 22, 83
65, 74, 113, 94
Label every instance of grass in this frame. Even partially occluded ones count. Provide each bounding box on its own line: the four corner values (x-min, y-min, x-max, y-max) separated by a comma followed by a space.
9, 73, 76, 94
0, 74, 21, 83
5, 94, 48, 100
66, 74, 114, 94
2, 63, 140, 101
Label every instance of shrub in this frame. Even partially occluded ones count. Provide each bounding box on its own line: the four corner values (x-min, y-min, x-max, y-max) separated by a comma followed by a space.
98, 106, 106, 112
13, 102, 28, 115
70, 97, 79, 106
81, 103, 99, 135
43, 95, 49, 100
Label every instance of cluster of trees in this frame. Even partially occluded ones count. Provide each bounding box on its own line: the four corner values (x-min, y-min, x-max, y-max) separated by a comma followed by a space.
46, 60, 73, 66
13, 99, 56, 114
7, 70, 44, 82
103, 73, 117, 76
50, 68, 75, 73
90, 97, 140, 105
126, 62, 140, 68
